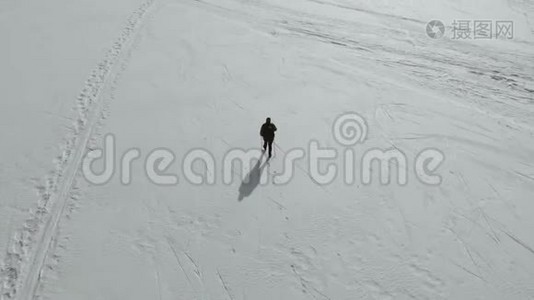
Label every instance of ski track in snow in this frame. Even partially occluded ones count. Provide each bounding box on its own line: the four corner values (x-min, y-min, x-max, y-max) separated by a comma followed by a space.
1, 0, 533, 299
0, 1, 157, 299
193, 0, 534, 132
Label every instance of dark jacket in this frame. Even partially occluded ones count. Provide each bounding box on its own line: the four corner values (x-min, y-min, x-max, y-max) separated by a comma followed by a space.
260, 123, 277, 140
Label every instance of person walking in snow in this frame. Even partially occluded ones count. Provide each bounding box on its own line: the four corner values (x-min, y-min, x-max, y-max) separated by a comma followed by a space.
260, 117, 277, 158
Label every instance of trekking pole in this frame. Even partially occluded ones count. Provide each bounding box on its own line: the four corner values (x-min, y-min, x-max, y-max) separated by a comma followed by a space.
274, 142, 285, 155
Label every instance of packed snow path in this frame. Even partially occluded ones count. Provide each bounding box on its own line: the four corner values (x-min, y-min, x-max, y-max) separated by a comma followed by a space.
1, 0, 533, 299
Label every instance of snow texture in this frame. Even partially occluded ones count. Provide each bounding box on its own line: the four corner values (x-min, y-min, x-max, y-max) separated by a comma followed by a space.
1, 0, 533, 299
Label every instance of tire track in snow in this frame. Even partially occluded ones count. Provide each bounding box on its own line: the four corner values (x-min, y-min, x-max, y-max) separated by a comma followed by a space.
0, 1, 157, 299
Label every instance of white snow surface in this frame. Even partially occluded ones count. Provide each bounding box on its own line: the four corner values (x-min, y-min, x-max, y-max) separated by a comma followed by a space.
1, 0, 534, 299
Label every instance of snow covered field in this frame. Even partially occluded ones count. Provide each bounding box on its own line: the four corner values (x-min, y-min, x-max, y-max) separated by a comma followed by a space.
1, 0, 533, 299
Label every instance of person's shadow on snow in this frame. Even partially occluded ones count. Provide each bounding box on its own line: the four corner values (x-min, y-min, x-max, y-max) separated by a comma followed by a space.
238, 153, 269, 201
